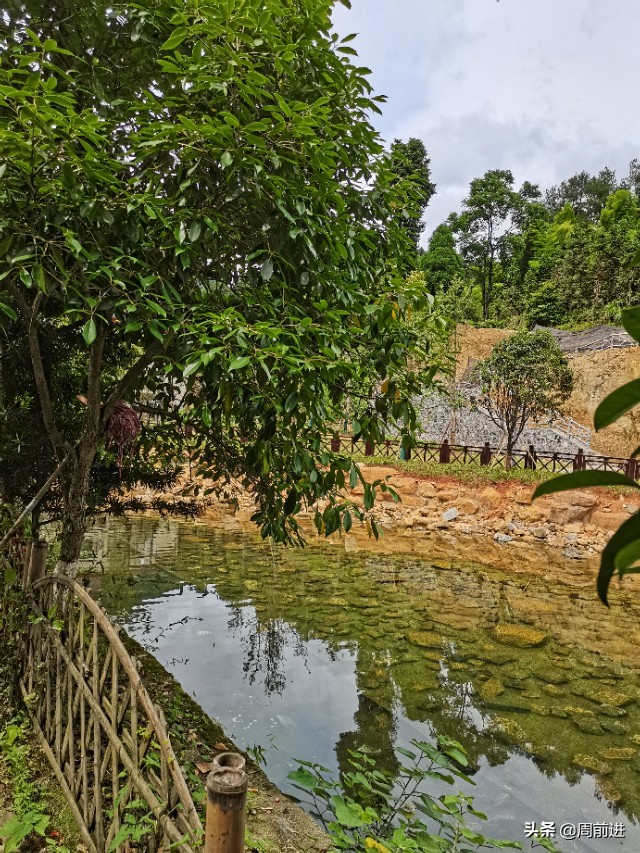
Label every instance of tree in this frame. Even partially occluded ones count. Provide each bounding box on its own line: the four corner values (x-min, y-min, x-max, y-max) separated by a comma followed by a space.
389, 138, 436, 251
419, 224, 464, 294
0, 1, 443, 573
473, 330, 573, 464
450, 170, 534, 320
545, 168, 618, 222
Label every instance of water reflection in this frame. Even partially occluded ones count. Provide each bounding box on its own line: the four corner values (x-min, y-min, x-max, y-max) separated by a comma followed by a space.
87, 516, 640, 852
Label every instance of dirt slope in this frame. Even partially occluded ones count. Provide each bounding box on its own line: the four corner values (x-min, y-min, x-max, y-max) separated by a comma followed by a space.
454, 325, 640, 457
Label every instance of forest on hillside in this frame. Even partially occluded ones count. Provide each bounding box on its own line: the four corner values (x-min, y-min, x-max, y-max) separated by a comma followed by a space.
392, 140, 640, 329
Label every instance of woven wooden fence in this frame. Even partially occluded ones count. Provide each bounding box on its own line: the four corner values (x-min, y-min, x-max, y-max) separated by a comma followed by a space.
19, 570, 203, 853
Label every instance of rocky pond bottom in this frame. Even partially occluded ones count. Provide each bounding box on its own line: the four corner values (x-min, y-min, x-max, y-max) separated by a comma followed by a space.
85, 516, 640, 853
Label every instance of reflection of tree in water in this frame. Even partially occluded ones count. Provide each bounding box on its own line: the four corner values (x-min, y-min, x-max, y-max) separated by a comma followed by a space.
336, 646, 400, 783
227, 607, 309, 696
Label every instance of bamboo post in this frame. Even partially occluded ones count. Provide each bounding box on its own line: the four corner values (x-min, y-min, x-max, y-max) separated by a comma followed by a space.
22, 542, 33, 591
28, 541, 48, 586
204, 753, 248, 853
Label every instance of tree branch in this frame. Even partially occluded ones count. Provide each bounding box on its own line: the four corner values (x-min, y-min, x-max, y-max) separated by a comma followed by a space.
102, 339, 165, 425
6, 281, 70, 460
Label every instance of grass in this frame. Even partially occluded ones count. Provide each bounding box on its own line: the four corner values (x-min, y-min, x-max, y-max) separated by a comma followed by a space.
351, 453, 557, 485
0, 715, 80, 853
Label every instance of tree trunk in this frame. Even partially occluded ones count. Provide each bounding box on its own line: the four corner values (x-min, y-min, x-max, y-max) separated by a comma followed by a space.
56, 442, 98, 577
504, 436, 514, 470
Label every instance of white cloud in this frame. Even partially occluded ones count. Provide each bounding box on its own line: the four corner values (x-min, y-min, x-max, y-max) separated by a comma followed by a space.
331, 0, 640, 241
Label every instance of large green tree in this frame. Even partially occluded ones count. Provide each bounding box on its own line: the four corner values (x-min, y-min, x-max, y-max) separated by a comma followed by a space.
419, 224, 464, 294
389, 138, 436, 251
0, 0, 443, 573
449, 170, 537, 320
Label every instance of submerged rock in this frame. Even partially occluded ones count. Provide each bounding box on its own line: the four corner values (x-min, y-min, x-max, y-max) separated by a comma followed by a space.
599, 747, 637, 761
407, 630, 443, 649
571, 716, 603, 735
479, 677, 505, 700
580, 685, 635, 708
492, 624, 549, 648
595, 778, 623, 804
572, 754, 612, 775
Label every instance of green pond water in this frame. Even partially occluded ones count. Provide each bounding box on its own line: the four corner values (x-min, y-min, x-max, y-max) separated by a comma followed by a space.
86, 516, 640, 852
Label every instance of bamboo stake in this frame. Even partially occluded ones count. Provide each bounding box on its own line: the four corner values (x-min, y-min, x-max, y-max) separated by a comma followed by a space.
204, 754, 248, 853
0, 457, 69, 552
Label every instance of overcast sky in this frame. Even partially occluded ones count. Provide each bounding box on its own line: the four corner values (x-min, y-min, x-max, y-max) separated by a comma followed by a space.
331, 0, 640, 244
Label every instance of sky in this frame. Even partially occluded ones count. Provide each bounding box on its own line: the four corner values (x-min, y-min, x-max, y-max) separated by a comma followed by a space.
331, 0, 640, 244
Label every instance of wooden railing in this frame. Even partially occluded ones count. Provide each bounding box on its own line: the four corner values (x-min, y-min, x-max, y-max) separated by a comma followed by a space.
326, 435, 640, 480
0, 537, 250, 853
20, 573, 203, 853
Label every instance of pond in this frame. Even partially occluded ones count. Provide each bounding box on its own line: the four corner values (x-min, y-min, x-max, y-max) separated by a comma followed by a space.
86, 516, 640, 852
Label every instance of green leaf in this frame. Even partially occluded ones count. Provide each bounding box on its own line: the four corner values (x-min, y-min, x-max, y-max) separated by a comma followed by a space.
261, 258, 274, 281
533, 470, 639, 500
621, 306, 640, 342
331, 796, 367, 828
33, 263, 46, 292
287, 767, 317, 792
0, 302, 17, 321
220, 151, 233, 169
229, 355, 251, 370
161, 27, 189, 51
284, 391, 298, 413
594, 379, 640, 430
83, 318, 97, 346
597, 510, 640, 604
188, 221, 201, 242
343, 509, 352, 533
614, 538, 640, 572
349, 465, 358, 489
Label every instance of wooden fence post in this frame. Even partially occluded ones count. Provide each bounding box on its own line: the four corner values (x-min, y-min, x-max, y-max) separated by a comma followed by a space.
439, 440, 450, 464
573, 448, 585, 472
205, 753, 248, 853
330, 436, 341, 452
364, 440, 374, 457
480, 442, 491, 466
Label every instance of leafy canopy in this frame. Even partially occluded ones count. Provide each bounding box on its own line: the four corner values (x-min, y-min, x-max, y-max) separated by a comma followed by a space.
474, 330, 573, 454
0, 0, 445, 551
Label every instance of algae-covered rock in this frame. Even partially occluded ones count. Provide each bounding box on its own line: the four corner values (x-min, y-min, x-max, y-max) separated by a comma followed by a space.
475, 645, 518, 665
479, 678, 505, 700
572, 754, 612, 775
599, 747, 637, 761
531, 704, 568, 718
482, 694, 533, 713
543, 684, 564, 697
632, 734, 640, 746
580, 685, 635, 708
492, 624, 548, 648
407, 631, 442, 649
599, 704, 628, 718
595, 778, 623, 804
488, 717, 526, 743
572, 716, 603, 735
600, 720, 629, 735
534, 667, 569, 685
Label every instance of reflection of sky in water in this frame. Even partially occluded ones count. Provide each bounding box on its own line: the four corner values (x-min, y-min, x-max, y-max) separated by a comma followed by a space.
90, 518, 640, 852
